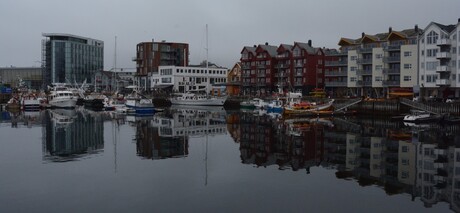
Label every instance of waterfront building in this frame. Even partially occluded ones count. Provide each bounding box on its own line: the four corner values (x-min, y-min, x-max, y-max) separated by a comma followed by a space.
150, 65, 228, 95
226, 62, 241, 96
326, 26, 421, 98
133, 41, 189, 89
93, 68, 135, 92
240, 41, 325, 96
418, 19, 460, 99
42, 33, 104, 87
0, 67, 42, 90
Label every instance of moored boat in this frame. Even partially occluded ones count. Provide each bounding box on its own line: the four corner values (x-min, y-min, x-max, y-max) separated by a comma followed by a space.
170, 92, 227, 106
47, 84, 77, 108
283, 99, 335, 115
125, 92, 155, 114
403, 110, 440, 123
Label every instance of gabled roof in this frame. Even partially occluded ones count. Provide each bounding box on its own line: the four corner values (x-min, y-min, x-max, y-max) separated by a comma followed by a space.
293, 42, 316, 54
241, 46, 256, 54
433, 22, 457, 33
257, 45, 278, 57
278, 44, 293, 53
338, 38, 358, 46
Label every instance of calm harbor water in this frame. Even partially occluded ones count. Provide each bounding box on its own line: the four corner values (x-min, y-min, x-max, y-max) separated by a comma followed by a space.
0, 107, 457, 212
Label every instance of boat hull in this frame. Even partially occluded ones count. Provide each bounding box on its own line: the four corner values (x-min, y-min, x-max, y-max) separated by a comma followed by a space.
170, 98, 226, 106
283, 100, 334, 115
49, 98, 77, 108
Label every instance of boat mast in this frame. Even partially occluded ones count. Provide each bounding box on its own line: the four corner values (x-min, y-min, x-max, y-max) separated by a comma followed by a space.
114, 36, 117, 92
205, 24, 209, 95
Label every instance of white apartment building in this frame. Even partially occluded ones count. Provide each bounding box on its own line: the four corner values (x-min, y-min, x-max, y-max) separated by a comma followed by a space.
150, 65, 228, 94
418, 20, 460, 98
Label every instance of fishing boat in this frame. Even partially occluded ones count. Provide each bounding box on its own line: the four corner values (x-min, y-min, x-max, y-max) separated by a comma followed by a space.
47, 84, 77, 108
125, 91, 155, 114
240, 100, 256, 109
21, 94, 42, 110
266, 99, 283, 113
170, 91, 227, 106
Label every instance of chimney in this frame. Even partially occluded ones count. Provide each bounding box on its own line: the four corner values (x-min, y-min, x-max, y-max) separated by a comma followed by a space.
265, 42, 268, 45
308, 40, 312, 47
458, 18, 460, 23
361, 32, 365, 38
389, 27, 392, 33
415, 24, 419, 32
253, 45, 256, 48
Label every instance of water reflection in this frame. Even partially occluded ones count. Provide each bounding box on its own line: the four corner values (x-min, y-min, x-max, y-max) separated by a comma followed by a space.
230, 110, 460, 211
42, 109, 104, 162
133, 106, 228, 160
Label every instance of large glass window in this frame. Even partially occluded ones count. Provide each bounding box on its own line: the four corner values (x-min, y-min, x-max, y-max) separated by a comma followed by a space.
427, 31, 439, 44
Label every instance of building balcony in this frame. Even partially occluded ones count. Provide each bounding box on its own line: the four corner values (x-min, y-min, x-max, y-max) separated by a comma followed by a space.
382, 80, 400, 87
295, 63, 303, 68
436, 79, 451, 86
257, 73, 266, 77
294, 82, 303, 86
357, 58, 373, 65
276, 64, 289, 69
436, 52, 451, 59
436, 65, 451, 73
325, 81, 347, 87
357, 80, 372, 87
325, 70, 347, 77
357, 47, 373, 54
132, 57, 142, 61
382, 68, 400, 75
325, 60, 348, 67
436, 39, 451, 46
242, 64, 251, 69
384, 45, 401, 52
242, 82, 252, 86
327, 51, 348, 56
257, 64, 266, 68
295, 72, 303, 77
276, 73, 287, 77
356, 69, 372, 76
241, 73, 251, 77
383, 56, 400, 63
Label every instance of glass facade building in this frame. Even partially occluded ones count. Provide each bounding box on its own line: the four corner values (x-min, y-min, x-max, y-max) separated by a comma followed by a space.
42, 33, 104, 87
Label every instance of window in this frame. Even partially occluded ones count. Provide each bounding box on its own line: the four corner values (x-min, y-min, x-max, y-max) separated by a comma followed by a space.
421, 62, 425, 69
426, 62, 438, 70
375, 65, 383, 70
427, 31, 439, 44
350, 66, 357, 71
404, 76, 412, 81
421, 50, 424, 56
404, 64, 412, 69
401, 171, 409, 179
402, 158, 409, 165
375, 76, 382, 81
427, 49, 438, 57
375, 54, 383, 59
350, 56, 357, 61
404, 51, 412, 57
402, 146, 408, 152
350, 77, 357, 82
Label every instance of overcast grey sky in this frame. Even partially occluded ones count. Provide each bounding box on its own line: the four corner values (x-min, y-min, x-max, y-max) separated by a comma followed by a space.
1, 0, 459, 69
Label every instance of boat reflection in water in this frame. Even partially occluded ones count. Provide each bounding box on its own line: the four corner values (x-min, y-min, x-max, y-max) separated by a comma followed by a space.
42, 109, 104, 162
231, 110, 460, 211
133, 105, 228, 160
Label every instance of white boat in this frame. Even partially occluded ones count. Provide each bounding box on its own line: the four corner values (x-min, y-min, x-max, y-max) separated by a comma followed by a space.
125, 91, 155, 114
47, 84, 77, 108
266, 99, 283, 113
252, 98, 268, 109
170, 92, 227, 106
403, 110, 439, 123
21, 95, 42, 110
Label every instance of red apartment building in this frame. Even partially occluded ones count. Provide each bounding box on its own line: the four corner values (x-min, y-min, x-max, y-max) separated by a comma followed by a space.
240, 41, 326, 97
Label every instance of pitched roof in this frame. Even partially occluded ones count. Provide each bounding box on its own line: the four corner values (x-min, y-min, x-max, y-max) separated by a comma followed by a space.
294, 42, 316, 54
432, 22, 457, 33
278, 44, 293, 52
258, 44, 278, 57
241, 46, 256, 54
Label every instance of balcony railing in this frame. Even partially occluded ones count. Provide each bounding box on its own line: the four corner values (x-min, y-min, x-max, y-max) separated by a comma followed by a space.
294, 82, 303, 86
357, 80, 372, 87
356, 69, 372, 76
257, 73, 266, 77
241, 73, 251, 77
257, 64, 266, 68
325, 70, 347, 77
242, 82, 252, 86
295, 63, 303, 67
276, 73, 287, 77
295, 72, 303, 77
384, 45, 401, 52
382, 68, 400, 75
276, 64, 288, 69
383, 56, 401, 63
325, 81, 347, 87
325, 60, 348, 66
436, 65, 451, 73
436, 52, 451, 59
242, 64, 250, 69
436, 39, 451, 46
326, 51, 348, 56
382, 80, 400, 87
357, 58, 373, 64
357, 47, 373, 54
436, 79, 451, 86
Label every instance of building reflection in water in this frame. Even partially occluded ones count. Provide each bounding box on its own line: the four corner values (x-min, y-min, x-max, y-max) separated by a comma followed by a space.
232, 110, 460, 211
42, 109, 104, 162
134, 106, 228, 160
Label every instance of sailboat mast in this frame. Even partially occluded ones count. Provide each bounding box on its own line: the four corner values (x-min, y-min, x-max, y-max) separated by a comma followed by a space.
114, 36, 117, 92
206, 24, 208, 69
